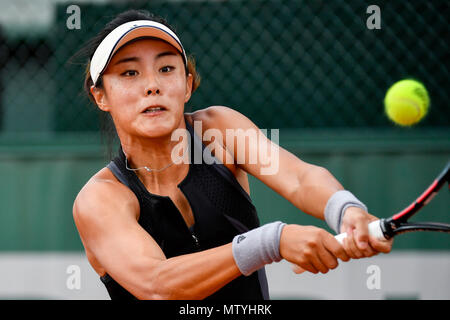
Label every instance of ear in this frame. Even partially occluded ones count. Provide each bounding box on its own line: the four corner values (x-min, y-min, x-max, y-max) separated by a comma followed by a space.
184, 73, 193, 103
90, 85, 109, 112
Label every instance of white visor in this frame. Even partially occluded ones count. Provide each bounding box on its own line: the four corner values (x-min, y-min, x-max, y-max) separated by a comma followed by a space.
90, 20, 187, 85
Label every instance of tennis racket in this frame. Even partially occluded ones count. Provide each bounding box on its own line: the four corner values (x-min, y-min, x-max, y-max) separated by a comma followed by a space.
294, 161, 450, 274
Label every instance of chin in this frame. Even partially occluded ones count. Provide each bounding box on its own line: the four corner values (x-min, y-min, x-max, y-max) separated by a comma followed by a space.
140, 122, 178, 139
134, 111, 185, 138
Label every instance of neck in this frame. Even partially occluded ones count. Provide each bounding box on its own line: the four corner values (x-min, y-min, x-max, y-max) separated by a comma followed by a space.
120, 121, 190, 191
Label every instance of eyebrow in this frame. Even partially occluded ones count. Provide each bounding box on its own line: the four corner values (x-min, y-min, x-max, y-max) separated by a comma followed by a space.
113, 51, 178, 66
113, 56, 139, 66
156, 51, 178, 59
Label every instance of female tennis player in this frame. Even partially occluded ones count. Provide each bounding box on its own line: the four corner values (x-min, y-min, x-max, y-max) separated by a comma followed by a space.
73, 10, 392, 300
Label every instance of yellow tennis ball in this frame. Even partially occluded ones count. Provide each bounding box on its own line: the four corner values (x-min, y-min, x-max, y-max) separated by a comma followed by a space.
384, 79, 430, 126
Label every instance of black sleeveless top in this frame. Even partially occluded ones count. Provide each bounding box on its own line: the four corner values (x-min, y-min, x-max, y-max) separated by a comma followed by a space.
100, 115, 269, 300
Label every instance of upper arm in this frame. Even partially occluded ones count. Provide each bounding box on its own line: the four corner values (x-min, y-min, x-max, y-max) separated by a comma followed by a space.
197, 106, 317, 199
73, 179, 166, 299
199, 106, 344, 219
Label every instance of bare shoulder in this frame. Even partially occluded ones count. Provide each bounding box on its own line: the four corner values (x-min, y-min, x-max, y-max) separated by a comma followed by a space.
186, 106, 247, 161
187, 105, 247, 130
73, 167, 140, 226
73, 169, 142, 277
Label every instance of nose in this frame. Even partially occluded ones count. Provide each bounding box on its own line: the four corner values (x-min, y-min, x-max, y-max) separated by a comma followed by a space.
147, 88, 160, 96
145, 71, 162, 96
146, 78, 161, 96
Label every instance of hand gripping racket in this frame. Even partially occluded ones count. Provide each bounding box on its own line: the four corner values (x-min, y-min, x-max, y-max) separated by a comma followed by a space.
294, 161, 450, 274
337, 161, 450, 242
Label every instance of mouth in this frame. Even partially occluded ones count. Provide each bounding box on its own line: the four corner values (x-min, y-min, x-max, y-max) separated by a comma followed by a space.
142, 105, 167, 115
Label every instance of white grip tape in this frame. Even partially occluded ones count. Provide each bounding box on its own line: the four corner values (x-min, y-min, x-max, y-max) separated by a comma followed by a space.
292, 220, 385, 274
334, 220, 384, 244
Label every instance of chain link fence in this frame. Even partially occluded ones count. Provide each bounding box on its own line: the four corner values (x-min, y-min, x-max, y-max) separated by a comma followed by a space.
0, 0, 448, 134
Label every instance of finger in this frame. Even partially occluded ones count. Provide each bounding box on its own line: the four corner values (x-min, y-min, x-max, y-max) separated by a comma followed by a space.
358, 232, 380, 257
342, 234, 355, 259
317, 246, 339, 270
307, 249, 330, 274
362, 240, 378, 257
356, 232, 379, 257
294, 260, 318, 274
292, 264, 304, 274
310, 258, 329, 274
353, 218, 370, 252
369, 236, 393, 254
346, 227, 363, 258
322, 233, 350, 262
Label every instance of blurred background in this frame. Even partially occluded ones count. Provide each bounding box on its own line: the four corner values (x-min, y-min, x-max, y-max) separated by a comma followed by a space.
0, 0, 449, 299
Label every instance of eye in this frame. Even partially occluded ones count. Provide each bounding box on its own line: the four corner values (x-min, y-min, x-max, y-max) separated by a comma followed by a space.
160, 66, 175, 73
121, 70, 138, 77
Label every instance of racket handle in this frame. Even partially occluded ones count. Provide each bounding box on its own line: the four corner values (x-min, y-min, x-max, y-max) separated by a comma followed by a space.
292, 220, 385, 274
334, 220, 385, 244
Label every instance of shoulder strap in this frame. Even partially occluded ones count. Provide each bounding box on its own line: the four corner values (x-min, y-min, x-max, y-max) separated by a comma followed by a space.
106, 145, 150, 203
106, 160, 130, 188
185, 118, 253, 204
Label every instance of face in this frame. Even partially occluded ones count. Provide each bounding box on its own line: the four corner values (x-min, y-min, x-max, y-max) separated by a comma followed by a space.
91, 38, 193, 139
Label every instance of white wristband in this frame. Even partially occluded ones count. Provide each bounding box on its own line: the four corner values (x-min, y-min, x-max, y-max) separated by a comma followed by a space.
232, 221, 286, 276
324, 190, 368, 234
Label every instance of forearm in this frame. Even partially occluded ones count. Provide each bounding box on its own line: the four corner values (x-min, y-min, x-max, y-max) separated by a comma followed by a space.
144, 221, 284, 299
148, 243, 241, 300
290, 165, 344, 220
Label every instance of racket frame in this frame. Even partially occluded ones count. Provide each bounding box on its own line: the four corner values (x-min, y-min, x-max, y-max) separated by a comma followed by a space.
381, 162, 450, 239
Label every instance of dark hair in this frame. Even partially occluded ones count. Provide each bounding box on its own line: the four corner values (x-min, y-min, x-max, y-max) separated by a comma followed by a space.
72, 9, 201, 159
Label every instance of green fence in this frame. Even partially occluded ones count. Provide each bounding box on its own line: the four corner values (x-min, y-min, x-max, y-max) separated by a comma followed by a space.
1, 1, 449, 134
